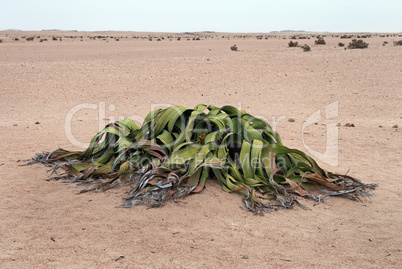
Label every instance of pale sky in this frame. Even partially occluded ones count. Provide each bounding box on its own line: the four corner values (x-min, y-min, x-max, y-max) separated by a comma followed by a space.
1, 0, 401, 32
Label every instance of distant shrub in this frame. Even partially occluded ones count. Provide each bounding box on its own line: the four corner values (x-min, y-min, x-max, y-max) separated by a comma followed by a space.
0, 39, 3, 43
340, 35, 353, 39
338, 42, 345, 47
157, 38, 161, 41
288, 41, 298, 47
383, 41, 388, 46
115, 38, 119, 41
315, 37, 326, 45
301, 44, 311, 52
40, 39, 47, 42
230, 44, 238, 51
394, 40, 402, 46
348, 39, 368, 49
177, 37, 181, 41
52, 37, 57, 41
14, 38, 19, 41
26, 37, 34, 41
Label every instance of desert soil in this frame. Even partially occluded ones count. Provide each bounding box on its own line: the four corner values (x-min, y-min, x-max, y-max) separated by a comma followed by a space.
0, 30, 401, 268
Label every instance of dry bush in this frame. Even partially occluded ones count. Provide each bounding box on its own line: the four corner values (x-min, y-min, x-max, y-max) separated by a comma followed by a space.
315, 37, 326, 45
348, 39, 369, 49
394, 40, 402, 46
301, 44, 311, 52
288, 41, 298, 47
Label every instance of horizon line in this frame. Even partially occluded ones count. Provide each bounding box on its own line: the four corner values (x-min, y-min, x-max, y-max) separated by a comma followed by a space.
1, 29, 401, 34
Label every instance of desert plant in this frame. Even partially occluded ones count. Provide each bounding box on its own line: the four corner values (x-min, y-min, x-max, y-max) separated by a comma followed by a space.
288, 41, 298, 47
230, 44, 238, 51
315, 37, 326, 45
348, 39, 368, 49
27, 105, 376, 215
338, 42, 345, 47
301, 44, 311, 52
26, 37, 34, 41
394, 40, 402, 46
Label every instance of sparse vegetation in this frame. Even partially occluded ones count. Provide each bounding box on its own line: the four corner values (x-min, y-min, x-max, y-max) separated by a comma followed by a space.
348, 39, 369, 49
394, 40, 402, 46
301, 44, 311, 52
288, 41, 298, 47
341, 35, 353, 39
338, 42, 345, 47
315, 37, 326, 45
230, 44, 238, 51
26, 37, 34, 41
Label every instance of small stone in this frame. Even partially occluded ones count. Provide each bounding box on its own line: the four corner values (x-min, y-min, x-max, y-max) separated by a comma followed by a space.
379, 125, 382, 128
392, 124, 398, 128
351, 123, 355, 127
35, 121, 40, 124
288, 118, 295, 122
242, 255, 249, 259
336, 123, 341, 127
344, 123, 351, 127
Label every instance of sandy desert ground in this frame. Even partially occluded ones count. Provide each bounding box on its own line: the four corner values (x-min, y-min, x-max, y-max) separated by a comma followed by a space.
0, 30, 401, 268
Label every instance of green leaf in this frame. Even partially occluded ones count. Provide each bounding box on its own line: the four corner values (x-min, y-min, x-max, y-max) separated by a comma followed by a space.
239, 140, 254, 180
